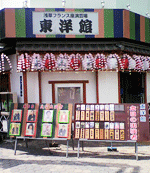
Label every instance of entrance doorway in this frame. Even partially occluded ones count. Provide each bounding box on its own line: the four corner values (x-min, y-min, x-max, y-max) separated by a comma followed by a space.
120, 72, 146, 103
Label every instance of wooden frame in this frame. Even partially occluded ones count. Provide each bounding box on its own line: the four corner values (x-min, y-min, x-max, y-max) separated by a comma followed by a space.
48, 80, 89, 104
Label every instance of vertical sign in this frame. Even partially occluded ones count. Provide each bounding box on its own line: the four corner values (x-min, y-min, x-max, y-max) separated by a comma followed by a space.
20, 76, 22, 97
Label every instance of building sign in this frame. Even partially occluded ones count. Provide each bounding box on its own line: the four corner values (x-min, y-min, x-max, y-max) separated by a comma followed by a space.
32, 12, 99, 35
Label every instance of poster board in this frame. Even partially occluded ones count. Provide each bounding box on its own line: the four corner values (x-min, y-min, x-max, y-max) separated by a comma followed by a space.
8, 103, 72, 140
74, 103, 149, 142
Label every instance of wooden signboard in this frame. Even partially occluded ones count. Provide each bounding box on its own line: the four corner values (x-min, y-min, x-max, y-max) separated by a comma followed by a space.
74, 103, 149, 142
8, 103, 72, 140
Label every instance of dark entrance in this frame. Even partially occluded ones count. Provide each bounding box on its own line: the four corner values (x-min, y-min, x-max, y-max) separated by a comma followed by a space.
120, 72, 145, 103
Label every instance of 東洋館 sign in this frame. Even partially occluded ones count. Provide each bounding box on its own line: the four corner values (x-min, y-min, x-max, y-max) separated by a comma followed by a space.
32, 11, 99, 35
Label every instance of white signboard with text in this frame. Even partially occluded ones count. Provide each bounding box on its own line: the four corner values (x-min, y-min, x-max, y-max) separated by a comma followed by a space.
32, 12, 99, 35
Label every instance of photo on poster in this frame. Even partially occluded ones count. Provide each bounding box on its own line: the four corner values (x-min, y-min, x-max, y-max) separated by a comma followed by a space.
26, 110, 37, 122
81, 122, 85, 128
25, 123, 36, 136
11, 109, 22, 122
105, 105, 110, 111
86, 105, 90, 110
90, 105, 95, 111
109, 122, 114, 129
120, 122, 125, 130
9, 123, 21, 136
58, 124, 69, 138
104, 122, 109, 129
41, 123, 53, 137
81, 104, 85, 110
100, 105, 104, 111
110, 104, 114, 111
140, 110, 146, 116
115, 122, 120, 130
85, 122, 90, 128
42, 110, 53, 123
76, 104, 81, 111
95, 122, 99, 129
76, 122, 80, 129
58, 110, 70, 123
140, 104, 145, 110
90, 122, 94, 128
140, 116, 146, 122
95, 105, 99, 111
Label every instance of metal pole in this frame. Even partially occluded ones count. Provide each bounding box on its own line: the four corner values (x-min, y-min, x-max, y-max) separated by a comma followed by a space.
82, 141, 84, 151
25, 138, 28, 148
14, 138, 17, 155
135, 142, 138, 160
66, 140, 69, 158
77, 140, 80, 158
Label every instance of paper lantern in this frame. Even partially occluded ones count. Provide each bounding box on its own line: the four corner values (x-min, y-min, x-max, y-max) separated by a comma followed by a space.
31, 53, 43, 71
56, 53, 70, 71
0, 53, 12, 73
107, 54, 118, 70
122, 54, 129, 70
128, 56, 136, 70
43, 53, 56, 70
82, 53, 94, 71
94, 53, 106, 70
70, 53, 81, 71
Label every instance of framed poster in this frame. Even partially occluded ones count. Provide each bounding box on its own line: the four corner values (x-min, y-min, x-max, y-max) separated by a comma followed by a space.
42, 110, 54, 123
86, 111, 90, 121
26, 110, 37, 122
76, 111, 80, 120
81, 111, 85, 120
9, 123, 21, 136
41, 123, 53, 137
90, 111, 94, 121
11, 109, 22, 122
25, 123, 36, 136
57, 124, 69, 138
58, 110, 70, 123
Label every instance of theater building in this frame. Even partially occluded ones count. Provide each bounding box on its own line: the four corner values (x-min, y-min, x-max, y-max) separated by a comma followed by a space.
0, 7, 150, 109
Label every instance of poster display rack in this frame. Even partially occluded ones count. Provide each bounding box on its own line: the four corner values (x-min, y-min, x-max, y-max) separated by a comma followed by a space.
14, 137, 70, 157
8, 103, 150, 160
74, 103, 150, 160
8, 103, 72, 157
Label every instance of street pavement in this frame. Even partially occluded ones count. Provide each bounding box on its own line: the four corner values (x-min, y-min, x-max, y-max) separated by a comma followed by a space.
1, 139, 150, 173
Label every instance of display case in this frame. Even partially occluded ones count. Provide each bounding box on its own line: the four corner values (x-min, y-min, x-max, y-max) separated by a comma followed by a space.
0, 92, 17, 133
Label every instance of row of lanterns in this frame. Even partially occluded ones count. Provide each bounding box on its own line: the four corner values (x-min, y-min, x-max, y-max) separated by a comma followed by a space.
0, 53, 12, 73
17, 53, 150, 72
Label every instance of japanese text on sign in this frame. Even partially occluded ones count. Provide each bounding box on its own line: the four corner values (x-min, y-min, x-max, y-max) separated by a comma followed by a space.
33, 12, 99, 35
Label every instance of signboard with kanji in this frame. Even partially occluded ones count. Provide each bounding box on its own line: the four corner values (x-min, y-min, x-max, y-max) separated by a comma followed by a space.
32, 12, 99, 35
